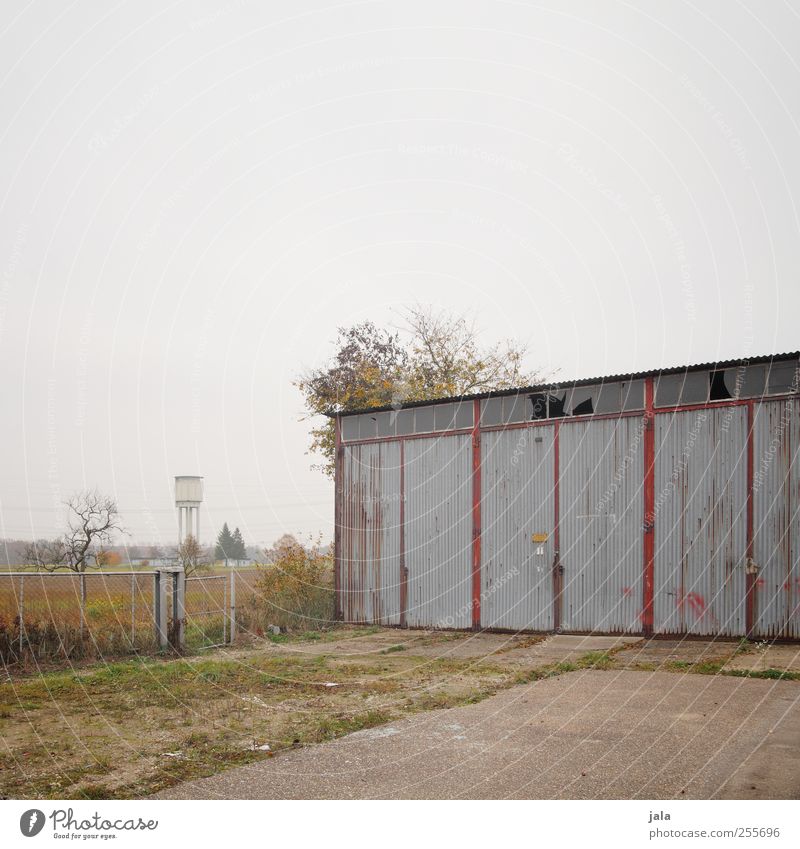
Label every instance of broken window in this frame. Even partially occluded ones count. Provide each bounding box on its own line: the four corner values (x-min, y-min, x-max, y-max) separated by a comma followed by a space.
547, 392, 567, 417
565, 387, 595, 416
529, 393, 549, 419
709, 369, 731, 400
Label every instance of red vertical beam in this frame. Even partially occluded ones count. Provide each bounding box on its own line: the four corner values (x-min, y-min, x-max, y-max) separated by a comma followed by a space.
642, 377, 656, 636
471, 399, 482, 630
399, 439, 407, 628
334, 416, 343, 622
745, 400, 756, 637
553, 419, 562, 632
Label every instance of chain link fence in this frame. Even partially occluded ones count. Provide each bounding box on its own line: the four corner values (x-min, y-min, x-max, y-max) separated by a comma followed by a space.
0, 569, 236, 667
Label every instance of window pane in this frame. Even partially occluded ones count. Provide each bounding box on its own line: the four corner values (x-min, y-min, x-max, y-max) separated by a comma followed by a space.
376, 411, 395, 438
342, 416, 359, 441
358, 414, 377, 439
594, 383, 621, 414
655, 372, 708, 406
395, 409, 414, 435
481, 398, 504, 426
621, 379, 644, 410
414, 406, 435, 433
453, 401, 473, 429
505, 394, 529, 422
767, 362, 799, 395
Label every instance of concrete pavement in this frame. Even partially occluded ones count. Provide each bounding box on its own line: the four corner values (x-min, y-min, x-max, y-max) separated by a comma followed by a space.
155, 669, 800, 800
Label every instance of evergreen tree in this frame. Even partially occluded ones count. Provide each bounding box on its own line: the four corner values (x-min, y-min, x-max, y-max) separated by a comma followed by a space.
231, 527, 247, 561
215, 523, 234, 562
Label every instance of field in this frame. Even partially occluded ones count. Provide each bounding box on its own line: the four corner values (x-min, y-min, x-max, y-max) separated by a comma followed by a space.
0, 568, 273, 667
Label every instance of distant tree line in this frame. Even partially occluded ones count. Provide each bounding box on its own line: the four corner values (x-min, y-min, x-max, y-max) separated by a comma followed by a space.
214, 522, 247, 562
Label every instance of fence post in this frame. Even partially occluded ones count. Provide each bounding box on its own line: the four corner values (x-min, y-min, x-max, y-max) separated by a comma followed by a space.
173, 568, 185, 651
229, 570, 236, 644
131, 573, 136, 647
18, 575, 24, 656
80, 572, 87, 643
155, 571, 168, 650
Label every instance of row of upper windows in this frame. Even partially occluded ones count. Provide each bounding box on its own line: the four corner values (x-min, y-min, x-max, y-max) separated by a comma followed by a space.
339, 361, 799, 442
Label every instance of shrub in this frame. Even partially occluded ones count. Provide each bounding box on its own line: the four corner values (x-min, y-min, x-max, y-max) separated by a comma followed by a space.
241, 538, 335, 634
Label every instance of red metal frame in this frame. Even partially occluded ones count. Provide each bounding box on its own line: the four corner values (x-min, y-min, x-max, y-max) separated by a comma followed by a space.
334, 416, 343, 621
745, 400, 756, 636
642, 377, 656, 636
553, 420, 562, 631
471, 399, 482, 630
399, 439, 407, 629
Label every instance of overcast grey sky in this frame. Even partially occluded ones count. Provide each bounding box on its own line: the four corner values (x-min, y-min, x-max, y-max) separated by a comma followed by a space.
1, 0, 798, 547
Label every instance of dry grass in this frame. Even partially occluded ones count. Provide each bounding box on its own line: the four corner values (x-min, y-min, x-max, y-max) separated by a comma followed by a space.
0, 628, 524, 799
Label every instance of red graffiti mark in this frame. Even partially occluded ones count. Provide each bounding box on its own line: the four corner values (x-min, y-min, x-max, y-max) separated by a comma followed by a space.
675, 591, 719, 629
622, 586, 633, 597
685, 592, 706, 618
677, 591, 704, 613
756, 578, 766, 588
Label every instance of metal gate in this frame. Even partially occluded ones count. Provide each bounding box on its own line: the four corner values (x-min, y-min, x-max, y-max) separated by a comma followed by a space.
480, 426, 555, 631
559, 417, 645, 633
652, 407, 748, 637
752, 399, 800, 638
404, 435, 472, 629
183, 574, 234, 649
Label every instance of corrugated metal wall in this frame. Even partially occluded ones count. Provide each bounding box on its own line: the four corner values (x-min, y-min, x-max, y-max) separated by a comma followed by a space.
404, 436, 472, 628
340, 441, 402, 624
653, 407, 748, 636
337, 395, 798, 638
752, 399, 800, 639
559, 417, 645, 633
480, 426, 555, 631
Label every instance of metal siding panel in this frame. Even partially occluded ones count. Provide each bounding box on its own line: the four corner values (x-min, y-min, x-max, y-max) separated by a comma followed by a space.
405, 436, 472, 628
340, 442, 401, 625
559, 417, 645, 633
480, 427, 554, 630
752, 399, 800, 638
653, 407, 748, 636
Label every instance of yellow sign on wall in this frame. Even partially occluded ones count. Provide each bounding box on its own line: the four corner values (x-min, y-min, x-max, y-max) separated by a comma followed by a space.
531, 532, 549, 543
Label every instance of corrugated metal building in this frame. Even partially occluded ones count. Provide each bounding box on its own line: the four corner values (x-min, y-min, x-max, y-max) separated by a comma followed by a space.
332, 353, 800, 639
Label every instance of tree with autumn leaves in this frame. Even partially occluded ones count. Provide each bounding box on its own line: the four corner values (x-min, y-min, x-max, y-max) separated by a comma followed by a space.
297, 306, 541, 475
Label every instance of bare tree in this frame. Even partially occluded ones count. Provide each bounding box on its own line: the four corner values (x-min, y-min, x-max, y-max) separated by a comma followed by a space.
175, 534, 210, 576
24, 490, 124, 572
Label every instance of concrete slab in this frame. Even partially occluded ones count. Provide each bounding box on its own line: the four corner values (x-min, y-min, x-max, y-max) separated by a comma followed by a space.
615, 638, 739, 668
154, 670, 800, 800
724, 644, 800, 674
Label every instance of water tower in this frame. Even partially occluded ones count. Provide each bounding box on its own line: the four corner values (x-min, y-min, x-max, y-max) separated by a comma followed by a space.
175, 476, 203, 544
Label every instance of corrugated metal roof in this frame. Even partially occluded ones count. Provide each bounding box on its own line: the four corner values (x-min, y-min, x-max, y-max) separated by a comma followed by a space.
330, 351, 800, 417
